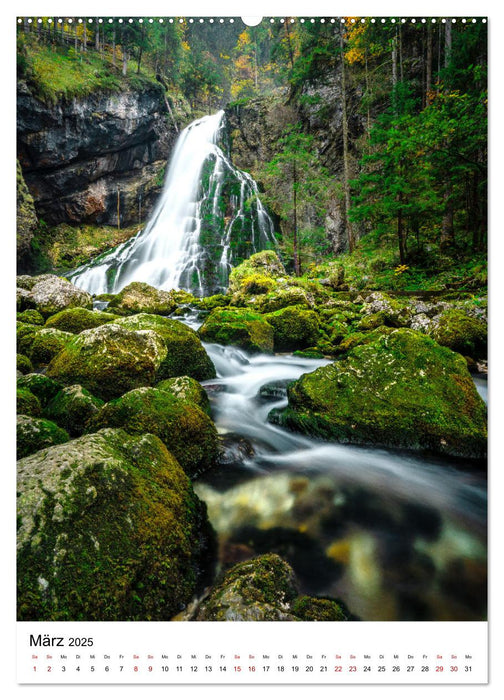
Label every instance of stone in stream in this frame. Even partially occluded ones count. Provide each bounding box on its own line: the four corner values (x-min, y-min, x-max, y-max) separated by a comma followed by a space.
272, 328, 487, 460
198, 307, 274, 354
17, 428, 216, 621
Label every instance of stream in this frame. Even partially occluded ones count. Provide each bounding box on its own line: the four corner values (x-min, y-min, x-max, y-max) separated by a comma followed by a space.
177, 312, 487, 622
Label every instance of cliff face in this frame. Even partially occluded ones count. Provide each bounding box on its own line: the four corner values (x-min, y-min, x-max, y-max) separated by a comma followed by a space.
226, 72, 365, 257
17, 82, 175, 228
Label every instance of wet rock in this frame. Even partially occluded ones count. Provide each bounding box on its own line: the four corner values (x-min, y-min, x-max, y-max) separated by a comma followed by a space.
44, 307, 119, 334
17, 414, 69, 459
44, 385, 104, 437
27, 275, 93, 317
107, 282, 177, 316
198, 307, 274, 354
17, 429, 215, 621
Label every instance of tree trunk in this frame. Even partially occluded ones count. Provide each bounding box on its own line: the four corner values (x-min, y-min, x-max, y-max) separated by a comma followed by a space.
292, 160, 300, 275
83, 24, 87, 52
392, 33, 398, 111
122, 49, 128, 76
445, 19, 452, 70
426, 23, 433, 103
340, 29, 355, 253
95, 23, 99, 51
112, 28, 116, 67
397, 199, 406, 265
441, 186, 455, 247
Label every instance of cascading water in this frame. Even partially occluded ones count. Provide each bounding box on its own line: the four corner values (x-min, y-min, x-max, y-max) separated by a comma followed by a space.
68, 110, 276, 296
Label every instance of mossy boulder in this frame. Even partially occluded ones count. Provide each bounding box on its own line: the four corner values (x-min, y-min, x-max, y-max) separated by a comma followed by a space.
273, 328, 487, 459
113, 314, 216, 381
17, 415, 69, 459
228, 251, 286, 295
107, 282, 177, 316
17, 387, 42, 417
335, 326, 395, 355
44, 307, 119, 334
29, 328, 74, 367
16, 322, 39, 356
17, 373, 62, 408
44, 385, 105, 437
256, 286, 314, 313
430, 308, 487, 357
360, 291, 412, 327
87, 387, 218, 478
156, 376, 211, 415
192, 554, 350, 621
194, 294, 232, 310
46, 324, 167, 402
27, 275, 93, 318
17, 354, 33, 375
17, 309, 45, 326
198, 307, 274, 354
264, 305, 320, 352
17, 429, 216, 621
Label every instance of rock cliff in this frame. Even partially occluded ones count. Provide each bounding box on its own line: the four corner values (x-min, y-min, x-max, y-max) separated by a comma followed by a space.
17, 81, 175, 227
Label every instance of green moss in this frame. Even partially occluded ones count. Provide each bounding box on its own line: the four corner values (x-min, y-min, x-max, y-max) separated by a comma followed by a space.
194, 294, 232, 310
274, 328, 487, 459
156, 376, 211, 415
113, 314, 216, 382
431, 309, 487, 357
16, 322, 38, 356
198, 307, 274, 354
257, 286, 313, 312
17, 429, 215, 621
228, 251, 286, 293
44, 385, 104, 437
17, 309, 45, 326
46, 323, 167, 402
291, 595, 349, 621
264, 305, 320, 352
87, 387, 218, 478
17, 414, 69, 459
17, 373, 62, 407
29, 328, 74, 367
17, 387, 42, 417
45, 307, 119, 334
107, 282, 177, 316
17, 354, 33, 375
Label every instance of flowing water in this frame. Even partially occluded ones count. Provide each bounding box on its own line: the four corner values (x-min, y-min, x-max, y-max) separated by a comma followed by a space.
171, 310, 487, 622
69, 111, 275, 296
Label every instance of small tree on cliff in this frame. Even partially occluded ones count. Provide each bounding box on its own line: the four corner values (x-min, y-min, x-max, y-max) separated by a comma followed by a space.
260, 125, 334, 275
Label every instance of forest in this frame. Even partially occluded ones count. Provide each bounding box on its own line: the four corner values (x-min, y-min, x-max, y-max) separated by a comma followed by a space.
16, 17, 488, 626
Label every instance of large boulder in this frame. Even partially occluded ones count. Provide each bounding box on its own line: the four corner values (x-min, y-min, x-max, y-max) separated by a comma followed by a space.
26, 275, 93, 317
155, 376, 211, 415
430, 308, 487, 357
198, 307, 274, 354
44, 307, 119, 334
227, 250, 286, 294
264, 305, 320, 352
17, 429, 215, 621
17, 414, 69, 459
46, 324, 167, 401
44, 385, 104, 437
87, 387, 219, 478
29, 328, 74, 367
17, 373, 62, 408
272, 328, 487, 459
107, 282, 177, 316
113, 314, 215, 381
192, 554, 349, 621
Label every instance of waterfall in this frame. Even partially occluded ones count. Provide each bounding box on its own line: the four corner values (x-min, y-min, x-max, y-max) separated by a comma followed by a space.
68, 110, 276, 297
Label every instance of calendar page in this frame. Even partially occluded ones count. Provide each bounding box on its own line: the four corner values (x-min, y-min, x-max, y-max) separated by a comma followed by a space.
12, 0, 490, 692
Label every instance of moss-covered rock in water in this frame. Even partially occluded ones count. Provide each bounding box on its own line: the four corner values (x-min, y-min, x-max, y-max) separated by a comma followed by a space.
44, 307, 119, 334
228, 251, 286, 293
17, 415, 69, 459
29, 328, 74, 367
17, 387, 42, 417
17, 309, 45, 326
17, 354, 33, 375
17, 373, 62, 408
44, 385, 104, 437
26, 275, 93, 318
290, 595, 349, 621
194, 293, 232, 310
264, 305, 320, 352
198, 307, 274, 354
113, 314, 216, 382
193, 554, 298, 620
107, 282, 177, 316
156, 376, 211, 415
192, 554, 351, 622
17, 429, 216, 621
46, 324, 167, 402
273, 328, 487, 459
430, 308, 487, 357
87, 387, 218, 478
